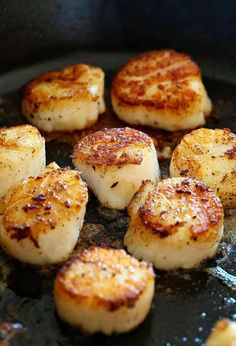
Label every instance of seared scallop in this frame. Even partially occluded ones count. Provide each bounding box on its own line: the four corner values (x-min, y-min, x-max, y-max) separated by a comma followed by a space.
54, 246, 155, 334
112, 50, 211, 131
22, 64, 105, 132
72, 127, 160, 209
0, 124, 45, 198
170, 128, 236, 208
125, 177, 224, 270
206, 319, 236, 346
0, 162, 88, 265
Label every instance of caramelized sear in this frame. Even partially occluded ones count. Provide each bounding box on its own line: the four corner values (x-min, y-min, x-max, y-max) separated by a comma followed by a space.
54, 246, 155, 334
112, 50, 212, 131
125, 177, 224, 270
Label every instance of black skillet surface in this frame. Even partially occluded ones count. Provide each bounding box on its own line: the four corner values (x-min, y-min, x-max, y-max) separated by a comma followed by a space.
0, 51, 235, 346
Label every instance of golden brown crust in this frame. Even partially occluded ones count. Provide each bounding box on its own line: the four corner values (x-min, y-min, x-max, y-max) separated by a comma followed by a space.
0, 125, 43, 150
55, 247, 154, 311
2, 167, 88, 247
178, 128, 236, 160
112, 50, 202, 113
22, 64, 103, 112
131, 178, 223, 240
172, 128, 234, 163
170, 128, 236, 208
72, 127, 152, 167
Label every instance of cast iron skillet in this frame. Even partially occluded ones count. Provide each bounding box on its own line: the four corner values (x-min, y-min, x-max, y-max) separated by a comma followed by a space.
0, 1, 236, 345
0, 51, 235, 346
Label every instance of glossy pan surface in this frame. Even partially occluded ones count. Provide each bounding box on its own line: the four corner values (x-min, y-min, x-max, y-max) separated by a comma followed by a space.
0, 51, 235, 346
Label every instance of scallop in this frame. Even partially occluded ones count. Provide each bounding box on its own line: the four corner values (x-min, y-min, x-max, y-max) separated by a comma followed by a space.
72, 127, 160, 209
112, 50, 211, 131
170, 128, 236, 207
206, 319, 236, 346
0, 124, 45, 198
54, 246, 155, 334
0, 162, 88, 265
124, 177, 224, 270
22, 64, 105, 132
